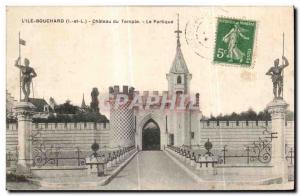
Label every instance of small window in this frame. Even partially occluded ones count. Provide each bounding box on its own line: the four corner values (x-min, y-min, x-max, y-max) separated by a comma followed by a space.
191, 132, 195, 139
177, 76, 182, 84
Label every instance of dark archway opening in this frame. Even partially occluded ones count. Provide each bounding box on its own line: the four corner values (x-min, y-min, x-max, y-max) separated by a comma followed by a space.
142, 119, 160, 150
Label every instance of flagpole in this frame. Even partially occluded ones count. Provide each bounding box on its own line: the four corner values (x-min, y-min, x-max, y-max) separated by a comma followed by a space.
282, 32, 285, 98
18, 32, 21, 101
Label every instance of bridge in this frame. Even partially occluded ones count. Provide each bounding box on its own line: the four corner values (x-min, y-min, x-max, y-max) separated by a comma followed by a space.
102, 151, 200, 190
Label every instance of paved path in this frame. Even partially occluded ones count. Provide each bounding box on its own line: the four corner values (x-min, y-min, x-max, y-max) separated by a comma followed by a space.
102, 151, 200, 190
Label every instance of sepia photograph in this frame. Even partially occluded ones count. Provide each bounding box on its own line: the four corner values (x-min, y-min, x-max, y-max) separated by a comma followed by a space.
5, 6, 295, 191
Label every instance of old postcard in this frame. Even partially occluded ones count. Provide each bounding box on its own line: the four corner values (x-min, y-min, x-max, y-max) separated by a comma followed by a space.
6, 6, 294, 191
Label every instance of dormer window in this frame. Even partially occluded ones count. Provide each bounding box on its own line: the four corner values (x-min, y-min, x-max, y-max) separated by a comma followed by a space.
177, 76, 182, 84
44, 105, 49, 112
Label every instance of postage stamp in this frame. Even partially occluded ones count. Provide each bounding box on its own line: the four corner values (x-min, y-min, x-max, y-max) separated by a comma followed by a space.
213, 17, 256, 67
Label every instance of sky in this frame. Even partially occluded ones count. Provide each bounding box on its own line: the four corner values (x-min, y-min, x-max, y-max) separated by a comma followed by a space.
6, 6, 294, 117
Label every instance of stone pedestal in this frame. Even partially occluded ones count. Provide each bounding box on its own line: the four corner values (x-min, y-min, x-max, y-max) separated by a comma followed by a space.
14, 102, 36, 176
86, 155, 106, 177
267, 98, 289, 183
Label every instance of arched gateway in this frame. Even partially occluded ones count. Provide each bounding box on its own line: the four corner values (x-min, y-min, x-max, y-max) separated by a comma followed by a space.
142, 119, 160, 150
135, 112, 166, 151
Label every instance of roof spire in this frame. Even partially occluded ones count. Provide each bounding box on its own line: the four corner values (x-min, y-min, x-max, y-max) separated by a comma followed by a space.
169, 14, 190, 74
174, 13, 182, 47
81, 93, 87, 109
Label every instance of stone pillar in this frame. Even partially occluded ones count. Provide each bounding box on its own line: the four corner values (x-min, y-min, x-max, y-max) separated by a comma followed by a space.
15, 102, 36, 176
267, 98, 289, 183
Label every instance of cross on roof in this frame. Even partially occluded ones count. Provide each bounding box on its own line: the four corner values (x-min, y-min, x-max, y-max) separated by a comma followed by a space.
174, 13, 182, 47
174, 14, 182, 38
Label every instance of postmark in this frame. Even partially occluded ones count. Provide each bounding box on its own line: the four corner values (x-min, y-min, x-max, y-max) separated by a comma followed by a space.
184, 17, 213, 60
213, 17, 256, 67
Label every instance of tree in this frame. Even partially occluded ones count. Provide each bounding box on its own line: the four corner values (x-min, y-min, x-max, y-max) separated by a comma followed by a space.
206, 108, 271, 121
33, 111, 109, 123
90, 88, 100, 114
54, 100, 80, 114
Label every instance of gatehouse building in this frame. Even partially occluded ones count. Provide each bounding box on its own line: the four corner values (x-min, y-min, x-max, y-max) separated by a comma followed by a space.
108, 21, 201, 150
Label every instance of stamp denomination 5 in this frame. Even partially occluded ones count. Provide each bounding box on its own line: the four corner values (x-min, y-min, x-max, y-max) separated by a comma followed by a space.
213, 17, 256, 67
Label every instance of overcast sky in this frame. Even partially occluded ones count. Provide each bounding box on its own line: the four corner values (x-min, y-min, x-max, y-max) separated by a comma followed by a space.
6, 6, 294, 117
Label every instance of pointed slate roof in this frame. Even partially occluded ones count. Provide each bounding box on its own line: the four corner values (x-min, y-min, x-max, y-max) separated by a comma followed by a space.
169, 43, 190, 74
169, 15, 190, 74
81, 94, 87, 109
28, 98, 53, 112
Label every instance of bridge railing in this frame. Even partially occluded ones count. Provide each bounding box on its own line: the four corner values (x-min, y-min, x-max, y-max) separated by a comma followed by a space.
166, 145, 218, 170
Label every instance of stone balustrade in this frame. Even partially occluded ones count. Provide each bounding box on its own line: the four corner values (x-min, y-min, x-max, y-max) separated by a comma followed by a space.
167, 145, 218, 174
86, 146, 136, 177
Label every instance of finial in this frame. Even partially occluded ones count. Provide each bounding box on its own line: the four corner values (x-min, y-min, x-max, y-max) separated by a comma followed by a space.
174, 13, 182, 47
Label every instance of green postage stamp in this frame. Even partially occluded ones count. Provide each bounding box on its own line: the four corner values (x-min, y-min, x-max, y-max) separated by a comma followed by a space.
213, 17, 256, 67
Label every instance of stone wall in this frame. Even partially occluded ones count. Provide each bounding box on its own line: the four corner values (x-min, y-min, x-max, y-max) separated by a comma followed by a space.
193, 120, 294, 151
6, 122, 110, 154
6, 120, 294, 154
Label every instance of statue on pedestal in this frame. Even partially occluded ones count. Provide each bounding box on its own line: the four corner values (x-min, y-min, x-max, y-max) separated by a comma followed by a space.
266, 56, 289, 99
15, 57, 37, 102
